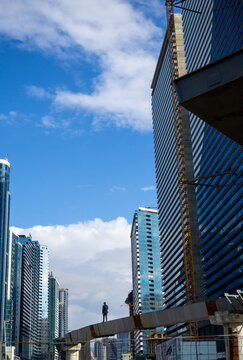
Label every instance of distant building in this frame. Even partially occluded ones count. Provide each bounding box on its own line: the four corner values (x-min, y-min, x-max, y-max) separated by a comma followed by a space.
38, 245, 50, 359
19, 236, 40, 360
125, 291, 134, 357
94, 338, 117, 360
18, 236, 50, 360
117, 332, 130, 360
49, 273, 60, 360
59, 288, 68, 337
94, 340, 105, 360
5, 231, 22, 354
0, 157, 10, 342
131, 207, 163, 357
107, 338, 117, 360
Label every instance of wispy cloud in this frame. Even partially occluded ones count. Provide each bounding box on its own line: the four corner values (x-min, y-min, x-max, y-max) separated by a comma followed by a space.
40, 115, 71, 130
41, 115, 58, 128
141, 185, 156, 191
110, 186, 126, 193
26, 85, 52, 99
12, 217, 132, 330
0, 0, 164, 132
0, 110, 18, 125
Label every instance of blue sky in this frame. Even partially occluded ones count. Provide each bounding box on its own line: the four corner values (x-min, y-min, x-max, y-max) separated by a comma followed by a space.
1, 0, 166, 329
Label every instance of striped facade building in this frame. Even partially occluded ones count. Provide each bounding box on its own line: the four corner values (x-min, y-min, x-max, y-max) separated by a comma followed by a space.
151, 0, 242, 337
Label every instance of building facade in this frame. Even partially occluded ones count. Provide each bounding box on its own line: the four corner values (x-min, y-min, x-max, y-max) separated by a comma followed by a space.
117, 332, 130, 360
19, 236, 40, 360
49, 273, 60, 360
18, 236, 50, 360
151, 0, 242, 338
38, 245, 50, 359
59, 288, 68, 338
5, 231, 23, 354
131, 207, 163, 356
181, 0, 243, 302
0, 158, 10, 342
151, 13, 205, 336
94, 340, 104, 360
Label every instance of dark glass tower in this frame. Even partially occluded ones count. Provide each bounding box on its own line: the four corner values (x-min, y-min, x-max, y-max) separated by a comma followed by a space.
58, 288, 68, 338
151, 14, 204, 336
151, 0, 242, 339
49, 273, 59, 360
6, 231, 23, 355
0, 158, 10, 342
182, 0, 243, 299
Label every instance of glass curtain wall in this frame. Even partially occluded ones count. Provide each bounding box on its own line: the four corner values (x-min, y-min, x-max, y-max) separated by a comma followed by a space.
182, 0, 243, 300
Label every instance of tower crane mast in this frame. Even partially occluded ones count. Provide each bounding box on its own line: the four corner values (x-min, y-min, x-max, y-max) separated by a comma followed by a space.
165, 0, 198, 337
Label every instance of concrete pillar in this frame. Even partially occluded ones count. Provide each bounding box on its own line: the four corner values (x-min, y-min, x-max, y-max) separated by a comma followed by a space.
63, 344, 81, 360
209, 311, 243, 360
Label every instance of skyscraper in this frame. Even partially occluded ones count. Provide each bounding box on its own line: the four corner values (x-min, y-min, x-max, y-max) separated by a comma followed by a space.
181, 0, 243, 302
117, 332, 130, 360
131, 207, 163, 357
6, 231, 22, 354
151, 0, 242, 337
49, 273, 60, 360
19, 236, 50, 360
151, 13, 204, 336
38, 245, 50, 360
0, 157, 10, 342
59, 288, 68, 338
19, 236, 40, 360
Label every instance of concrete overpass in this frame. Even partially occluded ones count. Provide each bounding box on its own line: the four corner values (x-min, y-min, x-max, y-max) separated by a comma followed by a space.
56, 292, 243, 359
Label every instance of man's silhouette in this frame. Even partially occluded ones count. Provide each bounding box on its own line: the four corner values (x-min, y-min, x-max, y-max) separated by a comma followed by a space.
102, 302, 108, 322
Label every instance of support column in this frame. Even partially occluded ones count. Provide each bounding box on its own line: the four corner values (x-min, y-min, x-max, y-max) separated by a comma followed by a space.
209, 311, 243, 360
63, 344, 82, 360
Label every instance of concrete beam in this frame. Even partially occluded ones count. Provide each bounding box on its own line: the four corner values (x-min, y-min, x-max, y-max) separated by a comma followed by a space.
59, 297, 242, 345
174, 49, 243, 146
63, 344, 82, 360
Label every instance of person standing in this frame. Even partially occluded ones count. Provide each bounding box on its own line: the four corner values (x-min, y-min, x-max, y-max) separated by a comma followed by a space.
102, 302, 108, 322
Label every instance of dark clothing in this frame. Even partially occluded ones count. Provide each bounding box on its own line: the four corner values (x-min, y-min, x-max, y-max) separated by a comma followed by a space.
102, 303, 108, 322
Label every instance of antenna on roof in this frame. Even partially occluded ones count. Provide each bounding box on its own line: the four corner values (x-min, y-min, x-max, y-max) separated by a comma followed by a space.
6, 153, 8, 160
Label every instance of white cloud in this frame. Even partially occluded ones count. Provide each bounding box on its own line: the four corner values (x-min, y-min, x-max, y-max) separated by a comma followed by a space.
11, 217, 132, 330
0, 0, 163, 131
141, 185, 156, 191
41, 115, 58, 128
40, 115, 71, 130
26, 85, 51, 99
9, 111, 17, 117
0, 111, 18, 124
110, 186, 126, 193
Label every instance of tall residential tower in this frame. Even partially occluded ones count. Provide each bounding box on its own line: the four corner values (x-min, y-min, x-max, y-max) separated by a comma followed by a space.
49, 273, 60, 360
0, 157, 10, 342
131, 207, 163, 356
59, 288, 68, 338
